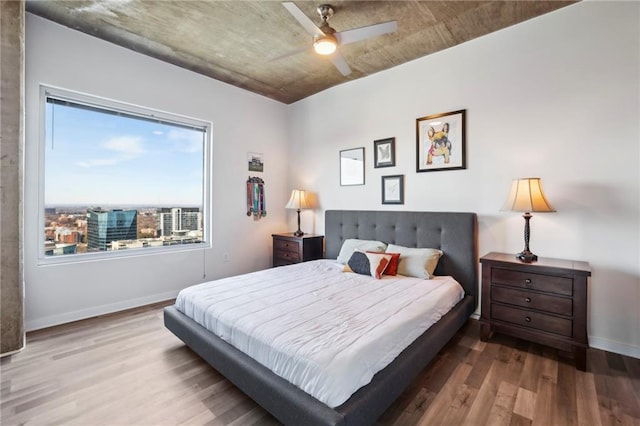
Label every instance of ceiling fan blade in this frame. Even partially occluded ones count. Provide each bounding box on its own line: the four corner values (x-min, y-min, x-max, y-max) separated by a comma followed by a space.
336, 21, 398, 46
282, 2, 324, 37
331, 51, 352, 76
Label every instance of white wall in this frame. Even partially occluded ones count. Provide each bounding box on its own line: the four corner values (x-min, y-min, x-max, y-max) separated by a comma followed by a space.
24, 15, 290, 330
288, 2, 640, 358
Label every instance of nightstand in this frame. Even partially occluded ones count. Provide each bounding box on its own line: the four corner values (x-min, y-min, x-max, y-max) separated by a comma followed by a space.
272, 233, 324, 267
480, 252, 591, 371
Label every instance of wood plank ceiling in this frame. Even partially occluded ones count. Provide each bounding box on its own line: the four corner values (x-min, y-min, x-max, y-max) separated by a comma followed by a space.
26, 1, 577, 104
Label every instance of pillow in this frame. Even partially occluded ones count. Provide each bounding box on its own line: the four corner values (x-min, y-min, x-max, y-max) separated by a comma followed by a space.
368, 251, 400, 276
336, 239, 388, 264
346, 250, 392, 279
385, 244, 443, 279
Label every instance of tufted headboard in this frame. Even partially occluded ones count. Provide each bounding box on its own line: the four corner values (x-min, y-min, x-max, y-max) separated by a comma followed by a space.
325, 210, 478, 306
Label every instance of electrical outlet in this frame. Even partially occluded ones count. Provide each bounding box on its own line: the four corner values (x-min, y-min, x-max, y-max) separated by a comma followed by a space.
223, 252, 229, 262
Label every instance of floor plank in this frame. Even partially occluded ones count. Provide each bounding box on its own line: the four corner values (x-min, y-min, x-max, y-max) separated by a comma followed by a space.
1, 302, 638, 425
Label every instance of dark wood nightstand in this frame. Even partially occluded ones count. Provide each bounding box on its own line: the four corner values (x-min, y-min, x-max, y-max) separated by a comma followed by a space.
480, 252, 591, 371
272, 233, 324, 267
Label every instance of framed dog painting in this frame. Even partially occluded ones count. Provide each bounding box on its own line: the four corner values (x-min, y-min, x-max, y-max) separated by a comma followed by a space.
416, 109, 466, 172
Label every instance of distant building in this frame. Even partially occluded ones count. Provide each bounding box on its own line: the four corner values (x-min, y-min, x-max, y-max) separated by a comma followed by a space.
44, 207, 56, 215
157, 207, 201, 237
87, 209, 137, 251
44, 242, 77, 256
110, 234, 202, 251
55, 227, 82, 244
109, 238, 165, 251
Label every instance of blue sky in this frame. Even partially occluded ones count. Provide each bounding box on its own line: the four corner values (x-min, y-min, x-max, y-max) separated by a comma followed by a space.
44, 102, 204, 206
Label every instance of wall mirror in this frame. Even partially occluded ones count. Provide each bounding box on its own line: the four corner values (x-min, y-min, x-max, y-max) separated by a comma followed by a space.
340, 147, 365, 186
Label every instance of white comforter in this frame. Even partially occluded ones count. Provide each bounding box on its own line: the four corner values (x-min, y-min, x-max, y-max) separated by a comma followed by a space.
175, 259, 464, 407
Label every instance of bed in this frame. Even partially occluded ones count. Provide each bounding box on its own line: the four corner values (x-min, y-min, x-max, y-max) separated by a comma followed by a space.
164, 210, 478, 425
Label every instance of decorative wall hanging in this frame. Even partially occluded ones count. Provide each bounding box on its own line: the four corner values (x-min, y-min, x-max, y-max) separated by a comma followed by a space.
416, 109, 466, 172
340, 147, 365, 186
374, 137, 395, 168
246, 176, 267, 218
248, 152, 264, 172
382, 175, 404, 205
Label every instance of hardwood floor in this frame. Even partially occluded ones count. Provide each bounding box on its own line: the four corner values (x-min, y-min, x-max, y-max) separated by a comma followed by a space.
2, 301, 639, 425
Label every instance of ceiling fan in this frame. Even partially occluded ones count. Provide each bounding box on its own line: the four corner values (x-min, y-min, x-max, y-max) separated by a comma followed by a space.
282, 2, 398, 76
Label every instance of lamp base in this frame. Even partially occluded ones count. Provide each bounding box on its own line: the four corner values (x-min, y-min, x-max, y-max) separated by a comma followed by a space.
516, 250, 538, 263
293, 209, 304, 237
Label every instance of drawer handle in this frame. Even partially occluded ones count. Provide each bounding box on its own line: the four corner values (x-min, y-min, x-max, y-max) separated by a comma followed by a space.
525, 316, 532, 323
525, 297, 531, 303
524, 278, 532, 287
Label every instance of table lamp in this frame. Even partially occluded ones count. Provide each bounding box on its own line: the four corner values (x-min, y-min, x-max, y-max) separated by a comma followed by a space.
502, 178, 555, 262
285, 189, 311, 237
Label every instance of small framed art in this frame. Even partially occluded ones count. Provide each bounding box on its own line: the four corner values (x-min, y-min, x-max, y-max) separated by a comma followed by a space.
248, 152, 264, 172
340, 147, 365, 186
416, 109, 466, 172
374, 137, 395, 168
381, 175, 404, 205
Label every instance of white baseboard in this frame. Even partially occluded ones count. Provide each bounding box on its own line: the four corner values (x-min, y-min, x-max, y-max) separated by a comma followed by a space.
589, 336, 640, 359
25, 290, 179, 332
468, 313, 639, 359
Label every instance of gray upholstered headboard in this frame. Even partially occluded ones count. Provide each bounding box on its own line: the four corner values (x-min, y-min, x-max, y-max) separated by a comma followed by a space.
325, 210, 478, 305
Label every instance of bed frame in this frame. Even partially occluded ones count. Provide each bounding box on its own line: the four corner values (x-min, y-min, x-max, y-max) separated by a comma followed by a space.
164, 210, 477, 425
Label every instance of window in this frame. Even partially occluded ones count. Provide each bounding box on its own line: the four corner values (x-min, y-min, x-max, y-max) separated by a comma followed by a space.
40, 86, 211, 262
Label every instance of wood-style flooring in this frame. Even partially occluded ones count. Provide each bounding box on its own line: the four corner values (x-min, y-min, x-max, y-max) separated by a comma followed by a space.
2, 301, 639, 425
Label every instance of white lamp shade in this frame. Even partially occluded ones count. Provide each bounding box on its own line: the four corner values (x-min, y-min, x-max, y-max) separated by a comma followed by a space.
285, 190, 311, 210
502, 178, 555, 213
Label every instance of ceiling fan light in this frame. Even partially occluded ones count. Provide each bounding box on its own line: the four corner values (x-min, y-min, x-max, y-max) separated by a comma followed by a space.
313, 34, 337, 55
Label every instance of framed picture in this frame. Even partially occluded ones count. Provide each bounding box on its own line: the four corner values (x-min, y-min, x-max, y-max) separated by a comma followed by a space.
416, 109, 466, 172
248, 152, 264, 172
340, 147, 365, 186
381, 175, 404, 204
374, 137, 395, 168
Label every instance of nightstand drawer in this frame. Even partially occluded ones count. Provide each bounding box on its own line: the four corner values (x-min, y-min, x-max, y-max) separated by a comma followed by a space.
492, 304, 572, 337
274, 250, 300, 263
492, 286, 573, 316
492, 268, 573, 296
274, 239, 300, 253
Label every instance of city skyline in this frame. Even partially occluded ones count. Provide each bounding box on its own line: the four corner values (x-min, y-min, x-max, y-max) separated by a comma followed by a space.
44, 205, 204, 256
44, 100, 206, 205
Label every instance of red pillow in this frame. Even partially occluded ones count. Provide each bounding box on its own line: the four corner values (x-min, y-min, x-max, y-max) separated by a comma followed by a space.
368, 251, 401, 276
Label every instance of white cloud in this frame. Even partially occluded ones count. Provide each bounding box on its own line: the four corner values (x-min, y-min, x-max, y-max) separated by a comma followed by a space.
103, 136, 145, 159
167, 129, 204, 153
75, 158, 119, 168
75, 136, 144, 168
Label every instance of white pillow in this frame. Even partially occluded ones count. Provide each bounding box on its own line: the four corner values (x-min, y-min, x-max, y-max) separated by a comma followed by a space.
336, 239, 388, 264
385, 244, 443, 279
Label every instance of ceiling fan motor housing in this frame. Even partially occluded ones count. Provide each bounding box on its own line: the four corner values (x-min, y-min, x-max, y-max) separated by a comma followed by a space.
317, 4, 335, 21
283, 1, 398, 75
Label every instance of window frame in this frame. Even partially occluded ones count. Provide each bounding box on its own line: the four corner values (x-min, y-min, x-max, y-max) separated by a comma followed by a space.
38, 85, 212, 265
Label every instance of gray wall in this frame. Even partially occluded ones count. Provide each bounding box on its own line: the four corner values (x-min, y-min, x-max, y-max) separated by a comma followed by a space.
0, 1, 25, 355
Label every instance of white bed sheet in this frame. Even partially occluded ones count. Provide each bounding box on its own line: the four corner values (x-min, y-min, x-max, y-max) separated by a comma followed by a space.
175, 259, 464, 407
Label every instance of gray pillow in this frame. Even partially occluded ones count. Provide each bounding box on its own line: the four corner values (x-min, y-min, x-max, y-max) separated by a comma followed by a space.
386, 244, 443, 279
336, 239, 388, 264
